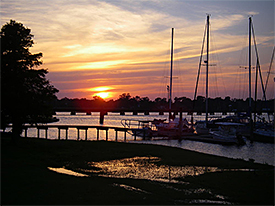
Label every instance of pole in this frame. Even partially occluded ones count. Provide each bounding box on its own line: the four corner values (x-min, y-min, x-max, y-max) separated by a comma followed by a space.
100, 111, 105, 124
249, 17, 252, 114
248, 17, 253, 137
205, 15, 210, 124
192, 18, 207, 127
264, 46, 275, 94
169, 28, 174, 110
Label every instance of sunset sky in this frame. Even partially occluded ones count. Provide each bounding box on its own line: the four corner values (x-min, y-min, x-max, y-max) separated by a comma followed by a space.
1, 0, 274, 101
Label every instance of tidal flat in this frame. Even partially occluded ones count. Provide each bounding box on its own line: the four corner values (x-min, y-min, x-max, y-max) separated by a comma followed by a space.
1, 135, 274, 205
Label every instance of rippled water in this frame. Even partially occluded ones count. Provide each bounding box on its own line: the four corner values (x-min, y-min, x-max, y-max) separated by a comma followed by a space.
48, 156, 250, 205
6, 112, 274, 165
134, 139, 274, 166
48, 167, 89, 177
48, 156, 254, 180
88, 156, 220, 182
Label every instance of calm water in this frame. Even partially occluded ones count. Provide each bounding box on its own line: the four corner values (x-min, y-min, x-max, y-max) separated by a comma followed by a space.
10, 112, 275, 166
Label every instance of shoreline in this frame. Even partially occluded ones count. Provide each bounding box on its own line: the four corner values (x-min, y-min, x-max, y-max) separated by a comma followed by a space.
1, 135, 274, 205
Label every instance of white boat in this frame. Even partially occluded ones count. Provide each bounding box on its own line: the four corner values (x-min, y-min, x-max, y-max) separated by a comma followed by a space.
209, 122, 246, 145
185, 122, 246, 145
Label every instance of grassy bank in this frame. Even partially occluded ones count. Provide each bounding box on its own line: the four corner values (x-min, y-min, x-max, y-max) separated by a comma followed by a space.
1, 135, 274, 205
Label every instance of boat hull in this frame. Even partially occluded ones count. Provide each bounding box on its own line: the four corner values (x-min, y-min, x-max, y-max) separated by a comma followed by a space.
252, 129, 274, 143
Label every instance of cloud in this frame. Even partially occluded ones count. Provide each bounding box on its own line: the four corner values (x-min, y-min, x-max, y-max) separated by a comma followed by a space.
1, 0, 274, 100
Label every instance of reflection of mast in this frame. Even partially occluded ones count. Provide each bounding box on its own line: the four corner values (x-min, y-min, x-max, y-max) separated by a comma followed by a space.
169, 28, 174, 110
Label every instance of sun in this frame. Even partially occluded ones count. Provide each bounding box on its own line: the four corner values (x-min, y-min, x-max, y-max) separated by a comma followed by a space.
95, 92, 110, 99
89, 86, 115, 100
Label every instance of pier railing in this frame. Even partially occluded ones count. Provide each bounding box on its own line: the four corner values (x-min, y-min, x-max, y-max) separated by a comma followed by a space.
18, 125, 136, 142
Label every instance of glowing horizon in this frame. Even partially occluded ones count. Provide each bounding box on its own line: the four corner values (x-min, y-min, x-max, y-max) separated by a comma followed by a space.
1, 0, 274, 100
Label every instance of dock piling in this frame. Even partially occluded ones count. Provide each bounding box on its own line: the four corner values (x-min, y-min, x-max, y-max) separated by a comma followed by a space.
45, 128, 48, 139
100, 111, 105, 124
16, 125, 133, 142
24, 128, 28, 137
97, 129, 100, 140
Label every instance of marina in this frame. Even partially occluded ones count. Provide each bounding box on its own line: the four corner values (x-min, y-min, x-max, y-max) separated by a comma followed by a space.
3, 112, 274, 166
2, 1, 274, 205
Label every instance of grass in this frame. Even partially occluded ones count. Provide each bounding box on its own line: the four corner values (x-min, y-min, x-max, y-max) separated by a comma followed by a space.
1, 134, 274, 205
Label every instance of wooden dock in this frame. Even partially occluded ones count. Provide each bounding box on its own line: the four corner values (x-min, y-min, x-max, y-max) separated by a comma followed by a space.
20, 125, 136, 141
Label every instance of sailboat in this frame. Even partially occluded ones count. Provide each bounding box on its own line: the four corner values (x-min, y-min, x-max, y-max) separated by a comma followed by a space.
151, 28, 194, 138
193, 14, 217, 135
251, 40, 275, 143
190, 14, 246, 145
121, 28, 194, 139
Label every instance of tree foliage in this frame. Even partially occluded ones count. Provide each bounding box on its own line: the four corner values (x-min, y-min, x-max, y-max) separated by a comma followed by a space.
1, 20, 59, 138
53, 94, 274, 113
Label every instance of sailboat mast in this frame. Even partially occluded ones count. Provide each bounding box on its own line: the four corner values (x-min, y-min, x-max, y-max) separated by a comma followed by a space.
169, 28, 174, 110
264, 46, 275, 94
248, 17, 252, 113
205, 15, 210, 124
248, 17, 253, 136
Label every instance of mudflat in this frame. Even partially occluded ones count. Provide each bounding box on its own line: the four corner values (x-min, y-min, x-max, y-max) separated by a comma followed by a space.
1, 135, 274, 205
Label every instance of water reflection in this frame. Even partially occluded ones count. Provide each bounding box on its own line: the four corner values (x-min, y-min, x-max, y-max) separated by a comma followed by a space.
87, 156, 221, 182
112, 183, 151, 194
12, 112, 273, 166
185, 199, 232, 204
84, 156, 255, 183
49, 157, 239, 204
134, 139, 274, 166
48, 167, 89, 177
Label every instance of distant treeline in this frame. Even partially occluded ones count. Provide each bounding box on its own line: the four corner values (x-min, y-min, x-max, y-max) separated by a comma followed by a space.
53, 93, 274, 113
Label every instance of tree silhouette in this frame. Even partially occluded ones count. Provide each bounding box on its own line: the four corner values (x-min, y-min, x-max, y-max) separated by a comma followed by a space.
1, 20, 59, 140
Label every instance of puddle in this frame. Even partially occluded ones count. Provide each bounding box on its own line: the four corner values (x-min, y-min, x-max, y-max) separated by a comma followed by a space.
113, 183, 150, 194
48, 167, 89, 177
187, 199, 232, 204
87, 156, 223, 182
48, 157, 237, 204
48, 157, 254, 182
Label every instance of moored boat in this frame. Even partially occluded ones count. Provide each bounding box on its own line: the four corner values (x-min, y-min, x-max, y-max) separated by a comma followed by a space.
186, 122, 246, 145
252, 128, 274, 143
121, 119, 155, 139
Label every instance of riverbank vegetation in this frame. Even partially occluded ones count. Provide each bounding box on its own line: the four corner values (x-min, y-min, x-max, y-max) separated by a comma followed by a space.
54, 94, 274, 113
2, 135, 274, 205
1, 20, 58, 139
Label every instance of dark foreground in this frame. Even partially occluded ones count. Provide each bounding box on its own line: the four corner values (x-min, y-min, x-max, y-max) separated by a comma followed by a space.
1, 135, 274, 205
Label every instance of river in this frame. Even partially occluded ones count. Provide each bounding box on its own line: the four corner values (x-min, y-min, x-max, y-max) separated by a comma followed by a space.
10, 112, 275, 166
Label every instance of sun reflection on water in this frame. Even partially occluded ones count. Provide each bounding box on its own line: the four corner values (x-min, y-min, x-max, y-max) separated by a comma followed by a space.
48, 157, 239, 204
86, 156, 220, 182
48, 167, 89, 177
